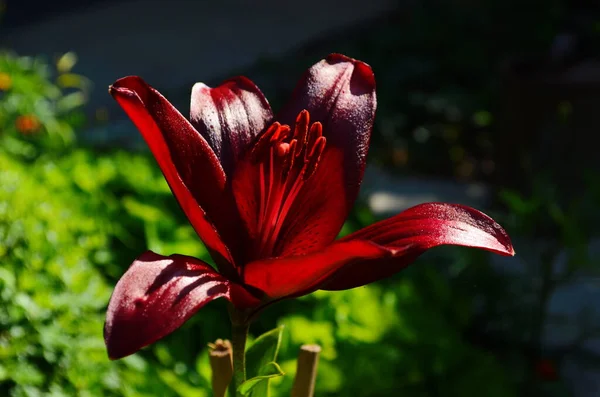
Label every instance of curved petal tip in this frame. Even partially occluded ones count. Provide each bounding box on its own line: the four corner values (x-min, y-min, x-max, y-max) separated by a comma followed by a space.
320, 202, 515, 291
109, 76, 146, 98
325, 53, 376, 92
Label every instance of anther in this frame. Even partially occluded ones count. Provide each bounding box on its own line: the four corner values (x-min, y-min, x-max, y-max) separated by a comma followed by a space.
305, 122, 323, 162
304, 136, 326, 179
252, 122, 290, 161
270, 124, 290, 144
251, 122, 279, 160
293, 110, 310, 157
282, 139, 298, 178
250, 109, 328, 258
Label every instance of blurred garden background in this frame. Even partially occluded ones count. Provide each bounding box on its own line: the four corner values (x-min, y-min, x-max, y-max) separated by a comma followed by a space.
1, 0, 600, 396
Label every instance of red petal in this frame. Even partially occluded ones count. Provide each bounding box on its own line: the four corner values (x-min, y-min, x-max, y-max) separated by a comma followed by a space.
243, 203, 512, 299
321, 203, 515, 290
110, 77, 240, 275
104, 251, 260, 359
278, 54, 376, 208
190, 77, 273, 176
243, 240, 389, 299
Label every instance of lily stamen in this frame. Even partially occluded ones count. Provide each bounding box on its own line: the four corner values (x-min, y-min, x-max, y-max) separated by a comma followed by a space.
253, 110, 327, 258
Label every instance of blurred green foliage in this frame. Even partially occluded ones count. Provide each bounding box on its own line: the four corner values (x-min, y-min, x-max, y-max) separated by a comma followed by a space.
0, 51, 89, 159
0, 147, 196, 397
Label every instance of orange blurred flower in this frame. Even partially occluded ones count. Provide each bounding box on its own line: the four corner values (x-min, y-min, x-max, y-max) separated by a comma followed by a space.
0, 72, 12, 91
15, 115, 41, 134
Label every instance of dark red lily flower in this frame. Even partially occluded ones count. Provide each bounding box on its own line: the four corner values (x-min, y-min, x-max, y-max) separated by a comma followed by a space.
105, 54, 514, 359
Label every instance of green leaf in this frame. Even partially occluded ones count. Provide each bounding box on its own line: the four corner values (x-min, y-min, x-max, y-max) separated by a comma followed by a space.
241, 327, 284, 397
245, 326, 284, 380
237, 362, 284, 396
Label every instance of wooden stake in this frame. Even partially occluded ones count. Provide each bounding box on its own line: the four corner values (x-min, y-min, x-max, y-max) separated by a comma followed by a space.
291, 344, 321, 397
208, 339, 233, 397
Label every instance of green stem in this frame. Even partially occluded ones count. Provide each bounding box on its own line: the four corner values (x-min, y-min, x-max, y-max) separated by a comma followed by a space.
230, 321, 250, 397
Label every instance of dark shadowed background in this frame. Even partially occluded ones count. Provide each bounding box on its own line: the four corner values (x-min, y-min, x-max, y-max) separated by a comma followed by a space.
1, 0, 599, 396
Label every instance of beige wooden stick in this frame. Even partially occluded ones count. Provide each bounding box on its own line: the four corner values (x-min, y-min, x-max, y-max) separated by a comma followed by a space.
291, 344, 321, 397
208, 339, 233, 397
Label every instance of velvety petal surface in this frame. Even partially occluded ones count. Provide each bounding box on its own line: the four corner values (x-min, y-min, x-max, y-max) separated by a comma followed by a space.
190, 77, 273, 177
110, 77, 240, 275
104, 251, 260, 360
321, 202, 515, 290
278, 53, 376, 207
243, 240, 390, 299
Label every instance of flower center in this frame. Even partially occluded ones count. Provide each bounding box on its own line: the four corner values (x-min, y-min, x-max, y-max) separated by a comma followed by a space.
250, 110, 326, 258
